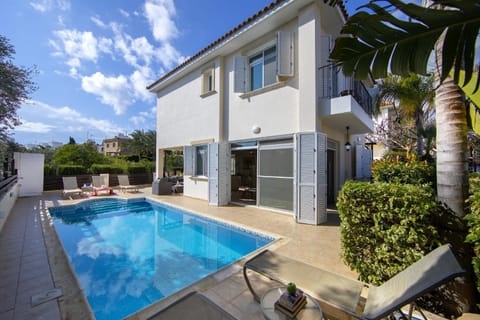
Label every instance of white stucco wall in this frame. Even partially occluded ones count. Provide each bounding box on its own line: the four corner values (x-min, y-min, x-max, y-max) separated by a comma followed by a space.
156, 58, 222, 149
0, 183, 19, 233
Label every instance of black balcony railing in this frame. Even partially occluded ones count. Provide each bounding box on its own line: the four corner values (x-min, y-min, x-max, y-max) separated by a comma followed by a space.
319, 64, 373, 117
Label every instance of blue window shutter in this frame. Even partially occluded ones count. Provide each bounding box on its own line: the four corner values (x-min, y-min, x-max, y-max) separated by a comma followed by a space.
208, 143, 219, 205
233, 56, 248, 93
184, 146, 194, 176
277, 31, 294, 77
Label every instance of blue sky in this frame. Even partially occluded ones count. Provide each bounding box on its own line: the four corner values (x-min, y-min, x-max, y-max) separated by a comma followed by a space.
2, 0, 362, 146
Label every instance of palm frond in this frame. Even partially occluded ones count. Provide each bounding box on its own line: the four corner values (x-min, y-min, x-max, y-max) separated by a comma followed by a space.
329, 0, 480, 92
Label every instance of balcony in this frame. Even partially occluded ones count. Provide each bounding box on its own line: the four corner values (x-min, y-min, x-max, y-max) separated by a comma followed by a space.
318, 65, 374, 134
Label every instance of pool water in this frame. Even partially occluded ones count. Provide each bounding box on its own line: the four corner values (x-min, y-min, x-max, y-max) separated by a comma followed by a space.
49, 198, 273, 320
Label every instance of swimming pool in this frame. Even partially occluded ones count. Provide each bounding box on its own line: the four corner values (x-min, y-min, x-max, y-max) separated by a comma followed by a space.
49, 198, 274, 319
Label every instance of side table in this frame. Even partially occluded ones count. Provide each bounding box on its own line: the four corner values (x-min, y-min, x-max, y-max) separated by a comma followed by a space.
260, 286, 322, 320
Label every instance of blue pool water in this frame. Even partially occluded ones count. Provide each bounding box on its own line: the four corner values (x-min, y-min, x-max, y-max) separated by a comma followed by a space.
49, 198, 273, 320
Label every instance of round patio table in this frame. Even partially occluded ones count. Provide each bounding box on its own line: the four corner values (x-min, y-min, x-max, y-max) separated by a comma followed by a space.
260, 286, 323, 320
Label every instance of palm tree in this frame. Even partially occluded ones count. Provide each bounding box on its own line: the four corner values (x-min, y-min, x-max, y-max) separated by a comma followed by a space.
127, 130, 156, 161
376, 73, 435, 157
328, 0, 480, 217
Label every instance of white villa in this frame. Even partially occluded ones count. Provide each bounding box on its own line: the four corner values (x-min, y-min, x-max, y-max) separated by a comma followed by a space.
147, 0, 374, 225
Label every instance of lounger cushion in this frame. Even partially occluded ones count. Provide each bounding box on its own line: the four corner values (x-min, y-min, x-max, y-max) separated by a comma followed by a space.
363, 245, 465, 320
149, 292, 237, 320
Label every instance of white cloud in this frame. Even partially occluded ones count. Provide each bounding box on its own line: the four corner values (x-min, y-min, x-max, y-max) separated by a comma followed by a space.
19, 100, 125, 137
51, 29, 113, 70
91, 16, 107, 29
30, 0, 70, 12
15, 121, 55, 133
118, 8, 129, 18
130, 67, 154, 102
129, 105, 156, 126
144, 0, 178, 43
81, 72, 132, 114
53, 29, 99, 62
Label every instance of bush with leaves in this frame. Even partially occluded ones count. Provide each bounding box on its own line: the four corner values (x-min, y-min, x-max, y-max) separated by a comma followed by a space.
56, 165, 86, 176
90, 164, 124, 174
466, 174, 480, 295
337, 180, 439, 285
371, 153, 435, 188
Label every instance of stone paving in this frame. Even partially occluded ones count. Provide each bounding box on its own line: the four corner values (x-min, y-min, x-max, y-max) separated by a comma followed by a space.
0, 188, 355, 320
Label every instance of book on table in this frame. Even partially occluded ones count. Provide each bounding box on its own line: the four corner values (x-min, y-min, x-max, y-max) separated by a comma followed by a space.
274, 296, 307, 318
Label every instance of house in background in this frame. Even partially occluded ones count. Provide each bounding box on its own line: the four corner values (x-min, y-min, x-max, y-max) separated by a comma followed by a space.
101, 134, 132, 156
148, 0, 374, 225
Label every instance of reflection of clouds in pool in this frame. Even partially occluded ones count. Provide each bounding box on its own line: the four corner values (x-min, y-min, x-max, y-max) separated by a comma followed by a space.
77, 237, 122, 259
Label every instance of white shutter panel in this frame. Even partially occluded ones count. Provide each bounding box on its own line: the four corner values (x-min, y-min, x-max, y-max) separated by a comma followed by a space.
208, 143, 219, 205
277, 31, 294, 77
316, 133, 327, 224
217, 143, 230, 205
183, 146, 194, 176
233, 56, 248, 93
295, 133, 316, 224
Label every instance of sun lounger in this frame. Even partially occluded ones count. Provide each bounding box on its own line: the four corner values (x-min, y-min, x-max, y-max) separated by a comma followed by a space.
92, 176, 113, 196
148, 291, 238, 320
117, 175, 139, 193
62, 176, 82, 199
243, 244, 465, 320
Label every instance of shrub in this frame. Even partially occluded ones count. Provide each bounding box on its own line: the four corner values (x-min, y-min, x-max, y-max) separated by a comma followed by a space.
337, 180, 439, 285
466, 188, 480, 295
44, 164, 55, 176
90, 164, 124, 174
371, 153, 435, 187
127, 163, 147, 174
56, 165, 86, 176
470, 172, 480, 194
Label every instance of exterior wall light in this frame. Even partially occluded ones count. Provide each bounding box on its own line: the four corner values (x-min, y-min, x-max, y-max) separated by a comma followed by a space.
252, 125, 261, 134
345, 126, 351, 151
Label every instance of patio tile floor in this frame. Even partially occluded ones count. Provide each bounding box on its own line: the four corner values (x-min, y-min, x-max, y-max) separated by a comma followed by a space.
0, 187, 355, 320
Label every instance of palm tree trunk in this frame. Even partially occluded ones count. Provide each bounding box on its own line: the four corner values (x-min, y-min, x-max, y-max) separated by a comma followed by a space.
435, 77, 469, 216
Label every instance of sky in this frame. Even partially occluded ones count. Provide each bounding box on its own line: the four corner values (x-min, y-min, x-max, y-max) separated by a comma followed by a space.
1, 0, 363, 147
0, 0, 376, 146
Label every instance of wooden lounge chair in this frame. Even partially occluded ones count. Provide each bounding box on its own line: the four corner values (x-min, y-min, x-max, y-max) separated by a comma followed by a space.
117, 175, 139, 193
62, 176, 82, 199
148, 291, 238, 320
243, 244, 465, 320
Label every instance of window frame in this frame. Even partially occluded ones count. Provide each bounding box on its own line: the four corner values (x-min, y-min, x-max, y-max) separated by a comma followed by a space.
200, 68, 216, 97
194, 145, 208, 177
248, 45, 277, 92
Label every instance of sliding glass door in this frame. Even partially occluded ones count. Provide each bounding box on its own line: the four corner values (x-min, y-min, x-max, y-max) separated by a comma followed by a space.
258, 139, 294, 212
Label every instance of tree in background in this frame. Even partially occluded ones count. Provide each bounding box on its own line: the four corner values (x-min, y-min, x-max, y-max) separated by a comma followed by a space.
127, 130, 156, 161
53, 141, 108, 169
374, 73, 435, 158
0, 35, 37, 143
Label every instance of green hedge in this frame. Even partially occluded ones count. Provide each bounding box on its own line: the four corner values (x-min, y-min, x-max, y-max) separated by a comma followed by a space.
337, 180, 439, 285
127, 163, 148, 174
90, 164, 124, 174
371, 154, 435, 187
44, 164, 55, 176
56, 165, 86, 176
466, 174, 480, 295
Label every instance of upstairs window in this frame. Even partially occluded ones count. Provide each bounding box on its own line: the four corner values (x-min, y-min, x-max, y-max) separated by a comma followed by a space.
201, 68, 215, 96
249, 46, 277, 91
234, 31, 294, 94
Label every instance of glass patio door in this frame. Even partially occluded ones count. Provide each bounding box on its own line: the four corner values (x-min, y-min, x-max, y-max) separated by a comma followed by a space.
258, 139, 294, 212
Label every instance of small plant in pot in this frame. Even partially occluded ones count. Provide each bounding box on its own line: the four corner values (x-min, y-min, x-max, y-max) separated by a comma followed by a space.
287, 282, 297, 296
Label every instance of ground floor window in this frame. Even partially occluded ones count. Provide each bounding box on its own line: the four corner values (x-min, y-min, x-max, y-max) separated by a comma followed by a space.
195, 145, 208, 176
